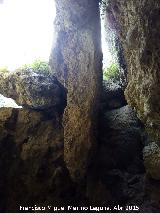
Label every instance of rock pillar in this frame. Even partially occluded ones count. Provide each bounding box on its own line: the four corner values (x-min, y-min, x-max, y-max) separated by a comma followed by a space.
50, 0, 102, 181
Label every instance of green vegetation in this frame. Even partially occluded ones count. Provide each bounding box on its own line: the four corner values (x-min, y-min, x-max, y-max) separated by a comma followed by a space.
18, 59, 50, 75
0, 59, 50, 75
103, 63, 120, 82
0, 66, 9, 74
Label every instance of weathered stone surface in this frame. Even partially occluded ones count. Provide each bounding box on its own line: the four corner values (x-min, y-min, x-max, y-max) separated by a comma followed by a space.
0, 69, 66, 110
143, 143, 160, 180
87, 105, 160, 210
104, 105, 141, 129
98, 105, 144, 172
0, 107, 78, 212
50, 0, 102, 181
102, 79, 126, 110
107, 0, 160, 141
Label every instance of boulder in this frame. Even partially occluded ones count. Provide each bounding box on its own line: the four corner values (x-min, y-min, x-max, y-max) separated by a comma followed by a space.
98, 105, 144, 173
104, 105, 141, 129
102, 79, 126, 110
0, 69, 66, 110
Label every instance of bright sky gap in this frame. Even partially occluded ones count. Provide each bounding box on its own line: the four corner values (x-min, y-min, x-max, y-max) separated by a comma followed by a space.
0, 0, 111, 71
0, 0, 56, 71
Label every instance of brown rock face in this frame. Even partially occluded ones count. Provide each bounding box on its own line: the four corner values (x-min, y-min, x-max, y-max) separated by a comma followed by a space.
107, 0, 160, 142
50, 0, 102, 181
0, 107, 76, 212
0, 70, 66, 110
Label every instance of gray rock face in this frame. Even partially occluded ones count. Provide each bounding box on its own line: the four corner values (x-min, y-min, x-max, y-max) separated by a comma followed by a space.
143, 142, 160, 180
0, 69, 66, 110
102, 80, 126, 110
50, 0, 102, 181
98, 105, 144, 172
107, 0, 160, 141
105, 105, 141, 129
0, 107, 76, 212
87, 105, 154, 208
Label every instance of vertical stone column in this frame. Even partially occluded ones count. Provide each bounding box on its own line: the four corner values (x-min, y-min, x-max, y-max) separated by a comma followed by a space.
50, 0, 102, 181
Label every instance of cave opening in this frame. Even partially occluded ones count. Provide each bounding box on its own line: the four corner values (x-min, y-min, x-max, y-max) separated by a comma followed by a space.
0, 0, 56, 108
0, 0, 56, 71
0, 94, 21, 108
0, 0, 160, 211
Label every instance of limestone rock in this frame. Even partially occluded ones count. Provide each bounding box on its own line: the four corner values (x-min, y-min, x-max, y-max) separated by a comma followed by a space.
104, 105, 141, 129
50, 0, 102, 181
0, 69, 66, 109
143, 143, 160, 180
102, 80, 126, 110
0, 107, 76, 212
107, 0, 160, 141
98, 105, 144, 172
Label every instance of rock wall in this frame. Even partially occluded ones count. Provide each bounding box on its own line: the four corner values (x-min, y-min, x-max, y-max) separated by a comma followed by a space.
0, 107, 76, 212
0, 70, 81, 212
50, 0, 102, 181
107, 0, 160, 142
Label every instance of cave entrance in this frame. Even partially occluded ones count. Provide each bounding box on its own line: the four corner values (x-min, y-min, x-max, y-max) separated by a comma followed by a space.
0, 0, 56, 71
0, 0, 56, 108
100, 1, 127, 88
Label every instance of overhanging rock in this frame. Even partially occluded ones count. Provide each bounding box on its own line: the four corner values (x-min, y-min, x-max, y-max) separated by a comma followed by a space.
107, 0, 160, 143
0, 69, 66, 110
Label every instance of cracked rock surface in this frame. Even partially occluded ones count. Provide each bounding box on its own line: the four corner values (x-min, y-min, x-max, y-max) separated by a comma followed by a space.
107, 0, 160, 142
0, 69, 66, 110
